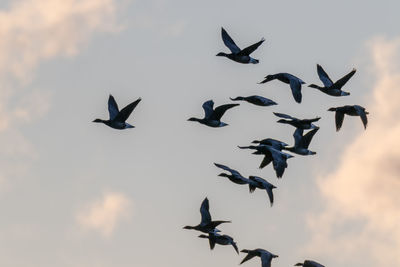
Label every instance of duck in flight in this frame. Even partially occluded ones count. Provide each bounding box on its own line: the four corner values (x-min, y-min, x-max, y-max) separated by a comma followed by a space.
273, 112, 320, 130
93, 95, 141, 130
230, 95, 277, 106
248, 176, 277, 206
309, 64, 356, 96
198, 229, 239, 254
259, 73, 305, 103
295, 260, 325, 267
283, 128, 319, 156
216, 27, 265, 64
240, 248, 278, 267
183, 197, 231, 233
328, 105, 368, 131
188, 100, 239, 127
214, 163, 250, 185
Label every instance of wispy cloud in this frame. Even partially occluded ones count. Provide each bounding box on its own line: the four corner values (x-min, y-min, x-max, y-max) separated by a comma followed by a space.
77, 192, 132, 237
306, 37, 400, 266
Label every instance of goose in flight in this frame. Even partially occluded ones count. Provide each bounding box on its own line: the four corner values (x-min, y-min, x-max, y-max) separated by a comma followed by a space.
214, 163, 250, 185
198, 229, 239, 254
273, 112, 320, 130
251, 138, 288, 151
248, 176, 276, 206
183, 197, 230, 233
216, 27, 265, 64
240, 248, 278, 267
295, 260, 325, 267
259, 73, 305, 103
309, 64, 356, 96
328, 105, 368, 131
283, 128, 319, 156
230, 95, 277, 106
188, 100, 239, 127
93, 95, 141, 129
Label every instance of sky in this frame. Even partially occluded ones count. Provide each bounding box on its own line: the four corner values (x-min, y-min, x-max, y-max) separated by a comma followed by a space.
0, 0, 400, 266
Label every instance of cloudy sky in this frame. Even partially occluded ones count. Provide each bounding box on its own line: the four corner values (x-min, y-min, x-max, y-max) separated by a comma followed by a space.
1, 0, 400, 266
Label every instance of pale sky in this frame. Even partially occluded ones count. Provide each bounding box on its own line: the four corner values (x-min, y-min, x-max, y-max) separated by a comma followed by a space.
1, 0, 400, 266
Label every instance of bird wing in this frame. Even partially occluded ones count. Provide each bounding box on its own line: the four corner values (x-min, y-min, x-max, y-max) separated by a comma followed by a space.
259, 154, 273, 169
260, 253, 273, 267
200, 197, 212, 225
293, 128, 304, 148
316, 64, 333, 87
107, 95, 120, 120
231, 241, 239, 254
265, 187, 274, 207
238, 38, 265, 56
354, 105, 368, 129
202, 100, 214, 119
289, 78, 302, 103
211, 103, 239, 121
334, 68, 356, 89
114, 98, 141, 122
273, 112, 295, 120
214, 163, 241, 176
269, 148, 288, 178
334, 110, 345, 131
221, 27, 241, 54
299, 127, 319, 149
240, 253, 257, 265
208, 237, 216, 250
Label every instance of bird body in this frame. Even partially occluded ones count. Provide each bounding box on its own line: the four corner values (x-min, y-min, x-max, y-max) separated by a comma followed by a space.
248, 176, 276, 206
273, 112, 320, 130
295, 260, 325, 267
259, 73, 305, 103
251, 138, 288, 151
328, 105, 368, 131
188, 100, 239, 127
198, 230, 239, 254
230, 95, 277, 106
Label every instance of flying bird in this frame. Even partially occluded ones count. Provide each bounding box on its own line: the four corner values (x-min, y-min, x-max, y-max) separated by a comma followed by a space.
93, 95, 141, 130
198, 229, 239, 254
309, 64, 356, 96
216, 27, 265, 64
240, 248, 278, 267
273, 112, 320, 130
251, 138, 288, 151
259, 73, 305, 103
183, 197, 231, 233
328, 105, 368, 131
214, 163, 250, 185
283, 128, 319, 156
230, 95, 277, 106
188, 100, 239, 127
248, 176, 277, 206
295, 260, 325, 267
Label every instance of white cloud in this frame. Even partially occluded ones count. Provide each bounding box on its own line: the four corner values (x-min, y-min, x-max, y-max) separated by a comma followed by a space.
306, 37, 400, 266
77, 192, 132, 237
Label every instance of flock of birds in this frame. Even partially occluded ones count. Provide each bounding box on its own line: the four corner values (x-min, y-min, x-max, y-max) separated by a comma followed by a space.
92, 27, 369, 267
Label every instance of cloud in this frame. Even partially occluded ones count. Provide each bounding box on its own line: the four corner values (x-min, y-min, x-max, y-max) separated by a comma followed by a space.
77, 192, 132, 237
306, 37, 400, 266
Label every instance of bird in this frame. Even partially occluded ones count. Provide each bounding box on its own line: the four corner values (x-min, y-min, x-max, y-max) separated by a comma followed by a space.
238, 145, 294, 178
328, 105, 368, 131
258, 73, 305, 103
183, 197, 231, 233
214, 163, 250, 185
230, 95, 277, 106
295, 260, 325, 267
216, 27, 265, 64
283, 127, 319, 156
273, 112, 320, 130
251, 138, 288, 151
198, 229, 239, 254
248, 176, 276, 206
188, 100, 239, 127
240, 248, 278, 267
93, 95, 141, 129
309, 64, 356, 96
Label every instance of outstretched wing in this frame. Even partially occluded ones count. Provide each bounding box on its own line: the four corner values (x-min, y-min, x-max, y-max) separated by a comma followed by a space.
273, 112, 295, 120
260, 253, 273, 267
335, 110, 345, 131
115, 98, 141, 122
354, 105, 368, 129
202, 100, 214, 119
239, 38, 265, 56
200, 197, 212, 225
240, 252, 257, 265
108, 95, 120, 120
334, 68, 356, 89
293, 128, 303, 148
221, 27, 241, 54
299, 127, 319, 149
266, 186, 274, 207
259, 154, 273, 169
317, 64, 333, 87
214, 163, 240, 176
211, 103, 239, 121
289, 78, 302, 103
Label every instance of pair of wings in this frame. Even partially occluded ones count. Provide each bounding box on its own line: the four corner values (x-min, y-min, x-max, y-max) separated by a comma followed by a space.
260, 73, 304, 103
274, 112, 321, 124
248, 176, 275, 206
257, 145, 293, 178
221, 27, 265, 56
202, 100, 239, 121
240, 249, 275, 267
208, 233, 239, 254
108, 95, 141, 122
293, 128, 319, 149
317, 64, 356, 89
334, 105, 368, 131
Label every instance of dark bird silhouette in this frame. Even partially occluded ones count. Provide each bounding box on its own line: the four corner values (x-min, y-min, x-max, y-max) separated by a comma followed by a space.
216, 27, 265, 64
259, 73, 305, 103
309, 64, 356, 96
273, 112, 320, 130
183, 197, 230, 233
188, 100, 239, 127
230, 95, 277, 106
283, 128, 319, 155
93, 95, 141, 129
240, 248, 278, 267
328, 105, 368, 131
248, 176, 276, 206
251, 138, 288, 151
295, 260, 325, 267
198, 229, 239, 254
214, 163, 250, 185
